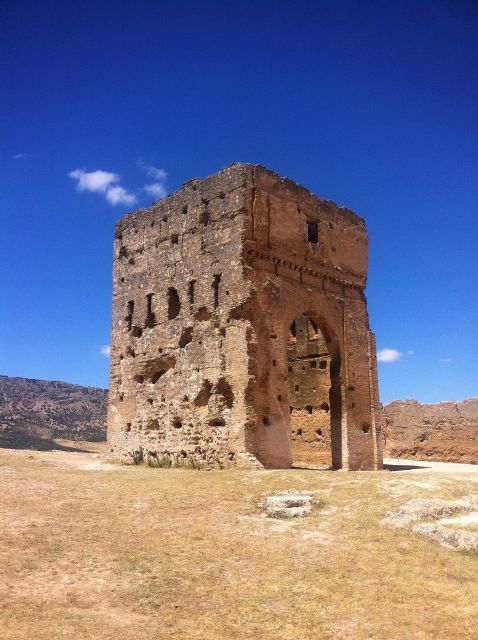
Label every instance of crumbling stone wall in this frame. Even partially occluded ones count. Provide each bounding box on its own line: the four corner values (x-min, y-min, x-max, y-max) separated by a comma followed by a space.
383, 398, 478, 464
107, 163, 382, 470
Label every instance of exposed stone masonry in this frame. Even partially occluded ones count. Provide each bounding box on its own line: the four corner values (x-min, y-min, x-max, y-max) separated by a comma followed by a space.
107, 164, 383, 469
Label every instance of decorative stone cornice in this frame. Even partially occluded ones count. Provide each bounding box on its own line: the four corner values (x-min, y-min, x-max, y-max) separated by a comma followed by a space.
244, 244, 366, 291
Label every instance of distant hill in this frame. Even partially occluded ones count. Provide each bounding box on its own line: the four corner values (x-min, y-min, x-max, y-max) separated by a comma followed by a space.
383, 398, 478, 464
0, 375, 107, 449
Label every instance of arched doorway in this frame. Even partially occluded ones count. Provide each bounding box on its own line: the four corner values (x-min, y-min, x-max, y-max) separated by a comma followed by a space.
287, 314, 342, 468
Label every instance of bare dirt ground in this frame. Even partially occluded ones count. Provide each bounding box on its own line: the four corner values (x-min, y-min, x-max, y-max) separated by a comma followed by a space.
1, 442, 477, 640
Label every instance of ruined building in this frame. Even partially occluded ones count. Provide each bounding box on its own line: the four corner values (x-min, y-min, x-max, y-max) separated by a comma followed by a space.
107, 164, 383, 470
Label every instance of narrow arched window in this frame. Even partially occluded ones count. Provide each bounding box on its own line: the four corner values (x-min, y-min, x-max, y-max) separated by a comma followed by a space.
168, 287, 180, 319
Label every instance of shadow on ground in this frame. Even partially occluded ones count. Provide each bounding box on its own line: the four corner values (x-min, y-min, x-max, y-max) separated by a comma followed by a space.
384, 462, 431, 471
0, 437, 102, 453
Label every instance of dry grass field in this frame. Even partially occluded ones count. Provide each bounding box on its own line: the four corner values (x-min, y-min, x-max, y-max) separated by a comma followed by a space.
0, 442, 477, 640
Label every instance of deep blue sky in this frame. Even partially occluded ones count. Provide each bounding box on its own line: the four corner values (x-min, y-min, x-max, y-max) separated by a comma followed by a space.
1, 0, 477, 402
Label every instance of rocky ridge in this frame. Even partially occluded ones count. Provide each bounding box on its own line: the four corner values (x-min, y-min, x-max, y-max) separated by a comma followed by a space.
0, 375, 107, 448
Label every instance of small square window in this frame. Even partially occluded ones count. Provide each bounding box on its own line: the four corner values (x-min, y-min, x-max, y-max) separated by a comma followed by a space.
306, 221, 318, 245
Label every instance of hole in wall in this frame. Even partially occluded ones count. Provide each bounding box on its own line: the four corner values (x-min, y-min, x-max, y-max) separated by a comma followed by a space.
319, 360, 327, 370
182, 206, 188, 214
215, 377, 234, 409
150, 356, 176, 383
262, 417, 271, 426
171, 234, 179, 244
125, 301, 134, 331
362, 423, 371, 434
145, 293, 156, 328
195, 307, 211, 321
134, 375, 144, 384
320, 403, 330, 412
125, 423, 131, 432
305, 405, 313, 414
194, 380, 213, 407
173, 418, 182, 429
131, 326, 143, 338
209, 417, 225, 427
310, 361, 317, 368
179, 327, 193, 348
151, 371, 165, 384
146, 419, 160, 431
188, 280, 195, 306
306, 220, 319, 244
212, 274, 221, 308
168, 287, 180, 319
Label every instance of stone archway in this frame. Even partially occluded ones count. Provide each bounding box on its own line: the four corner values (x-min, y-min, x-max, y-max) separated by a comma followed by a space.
287, 314, 342, 469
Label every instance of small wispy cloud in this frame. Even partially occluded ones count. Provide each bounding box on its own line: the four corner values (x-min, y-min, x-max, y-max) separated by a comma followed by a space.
377, 348, 415, 363
439, 357, 452, 363
13, 153, 27, 159
144, 182, 168, 198
68, 169, 137, 207
99, 345, 111, 357
138, 157, 168, 200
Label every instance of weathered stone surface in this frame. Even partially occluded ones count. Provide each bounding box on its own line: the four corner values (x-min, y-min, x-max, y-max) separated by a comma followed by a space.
412, 523, 478, 553
262, 492, 314, 518
106, 164, 382, 469
385, 495, 478, 553
383, 398, 478, 464
384, 496, 478, 528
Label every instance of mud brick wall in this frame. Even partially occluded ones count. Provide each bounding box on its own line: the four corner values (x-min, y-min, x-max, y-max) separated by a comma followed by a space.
107, 163, 382, 470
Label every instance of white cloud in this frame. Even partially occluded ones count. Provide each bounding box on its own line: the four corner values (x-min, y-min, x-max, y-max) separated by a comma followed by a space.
13, 153, 27, 159
105, 185, 137, 206
137, 157, 168, 200
68, 168, 136, 207
377, 348, 403, 363
69, 168, 118, 193
144, 182, 168, 198
439, 357, 452, 363
99, 345, 110, 357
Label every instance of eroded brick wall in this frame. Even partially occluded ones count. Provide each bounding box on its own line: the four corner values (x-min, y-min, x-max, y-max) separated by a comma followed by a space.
107, 163, 382, 470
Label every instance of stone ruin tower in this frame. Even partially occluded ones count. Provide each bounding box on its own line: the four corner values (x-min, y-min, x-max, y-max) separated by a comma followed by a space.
107, 164, 383, 470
